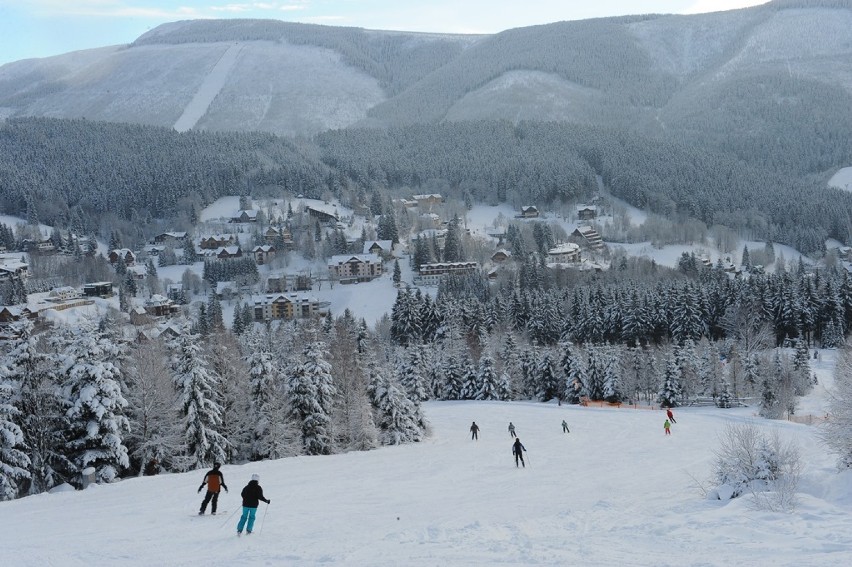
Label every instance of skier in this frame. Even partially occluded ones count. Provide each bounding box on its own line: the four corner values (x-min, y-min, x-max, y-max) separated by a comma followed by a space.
666, 408, 676, 424
562, 420, 569, 433
237, 474, 270, 535
198, 462, 228, 515
664, 419, 672, 435
470, 421, 480, 441
508, 422, 516, 438
512, 438, 526, 467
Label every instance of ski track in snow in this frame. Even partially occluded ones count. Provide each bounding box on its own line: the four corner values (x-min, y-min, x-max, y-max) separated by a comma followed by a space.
173, 43, 243, 133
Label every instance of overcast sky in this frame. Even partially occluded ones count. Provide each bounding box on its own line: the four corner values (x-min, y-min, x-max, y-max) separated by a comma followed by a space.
0, 0, 769, 66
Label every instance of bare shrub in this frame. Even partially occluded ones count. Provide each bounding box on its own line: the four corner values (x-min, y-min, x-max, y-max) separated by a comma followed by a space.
710, 422, 801, 512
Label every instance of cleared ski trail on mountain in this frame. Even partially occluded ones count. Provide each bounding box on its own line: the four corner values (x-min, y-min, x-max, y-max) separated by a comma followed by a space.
174, 42, 242, 132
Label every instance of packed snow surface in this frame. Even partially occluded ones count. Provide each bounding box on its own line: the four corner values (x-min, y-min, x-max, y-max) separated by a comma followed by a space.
2, 366, 851, 566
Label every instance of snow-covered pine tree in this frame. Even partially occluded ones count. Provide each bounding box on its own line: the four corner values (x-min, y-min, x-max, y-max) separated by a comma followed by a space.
5, 321, 68, 494
170, 325, 227, 470
717, 379, 733, 408
658, 351, 683, 408
398, 346, 427, 402
288, 338, 337, 456
243, 329, 279, 460
475, 351, 500, 401
518, 347, 539, 400
585, 344, 607, 401
367, 361, 423, 445
601, 345, 624, 404
207, 331, 250, 463
499, 332, 521, 398
535, 349, 561, 402
559, 344, 586, 404
0, 374, 29, 500
441, 354, 464, 400
58, 323, 130, 483
459, 353, 480, 400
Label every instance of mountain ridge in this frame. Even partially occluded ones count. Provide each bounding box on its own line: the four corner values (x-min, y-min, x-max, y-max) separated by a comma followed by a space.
1, 1, 851, 173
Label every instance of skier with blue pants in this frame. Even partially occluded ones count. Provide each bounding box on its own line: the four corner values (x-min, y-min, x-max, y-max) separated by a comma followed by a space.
237, 474, 270, 535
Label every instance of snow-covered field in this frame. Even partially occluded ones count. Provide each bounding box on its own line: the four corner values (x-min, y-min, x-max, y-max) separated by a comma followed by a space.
829, 167, 852, 192
1, 355, 850, 567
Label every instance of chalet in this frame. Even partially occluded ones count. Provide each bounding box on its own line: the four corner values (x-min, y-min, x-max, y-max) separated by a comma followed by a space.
109, 248, 136, 265
0, 306, 23, 325
263, 226, 293, 246
520, 205, 539, 218
153, 231, 188, 245
363, 240, 393, 256
328, 254, 383, 283
305, 205, 339, 225
251, 293, 324, 322
252, 245, 276, 265
199, 234, 236, 250
414, 261, 479, 287
230, 209, 259, 223
144, 294, 180, 318
155, 323, 183, 340
547, 242, 581, 264
48, 286, 81, 302
215, 246, 242, 260
36, 240, 56, 253
577, 205, 598, 221
491, 249, 512, 263
127, 265, 147, 280
83, 281, 114, 298
0, 260, 28, 281
412, 194, 443, 209
129, 306, 150, 326
571, 225, 605, 252
144, 245, 166, 256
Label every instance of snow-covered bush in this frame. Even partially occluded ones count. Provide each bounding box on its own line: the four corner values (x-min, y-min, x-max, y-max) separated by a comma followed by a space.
710, 422, 801, 512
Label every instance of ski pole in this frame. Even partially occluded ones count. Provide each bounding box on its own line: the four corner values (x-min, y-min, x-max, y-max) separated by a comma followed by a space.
259, 501, 270, 535
220, 508, 239, 529
525, 452, 531, 468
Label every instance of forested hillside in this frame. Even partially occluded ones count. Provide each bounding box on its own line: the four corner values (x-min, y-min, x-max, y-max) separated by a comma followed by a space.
0, 118, 331, 242
317, 122, 852, 253
2, 117, 851, 254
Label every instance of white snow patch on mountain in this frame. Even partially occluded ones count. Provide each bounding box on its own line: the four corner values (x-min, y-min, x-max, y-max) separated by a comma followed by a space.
174, 43, 243, 132
829, 167, 852, 192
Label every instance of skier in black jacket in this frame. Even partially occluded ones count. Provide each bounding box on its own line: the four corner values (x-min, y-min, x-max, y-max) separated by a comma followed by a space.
512, 438, 526, 468
237, 474, 270, 535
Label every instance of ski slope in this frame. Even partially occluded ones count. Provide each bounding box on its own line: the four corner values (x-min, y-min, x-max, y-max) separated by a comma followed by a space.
2, 384, 851, 566
173, 43, 243, 133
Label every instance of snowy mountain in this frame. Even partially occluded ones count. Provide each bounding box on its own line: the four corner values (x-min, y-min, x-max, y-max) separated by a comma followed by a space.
2, 1, 852, 142
1, 382, 850, 566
